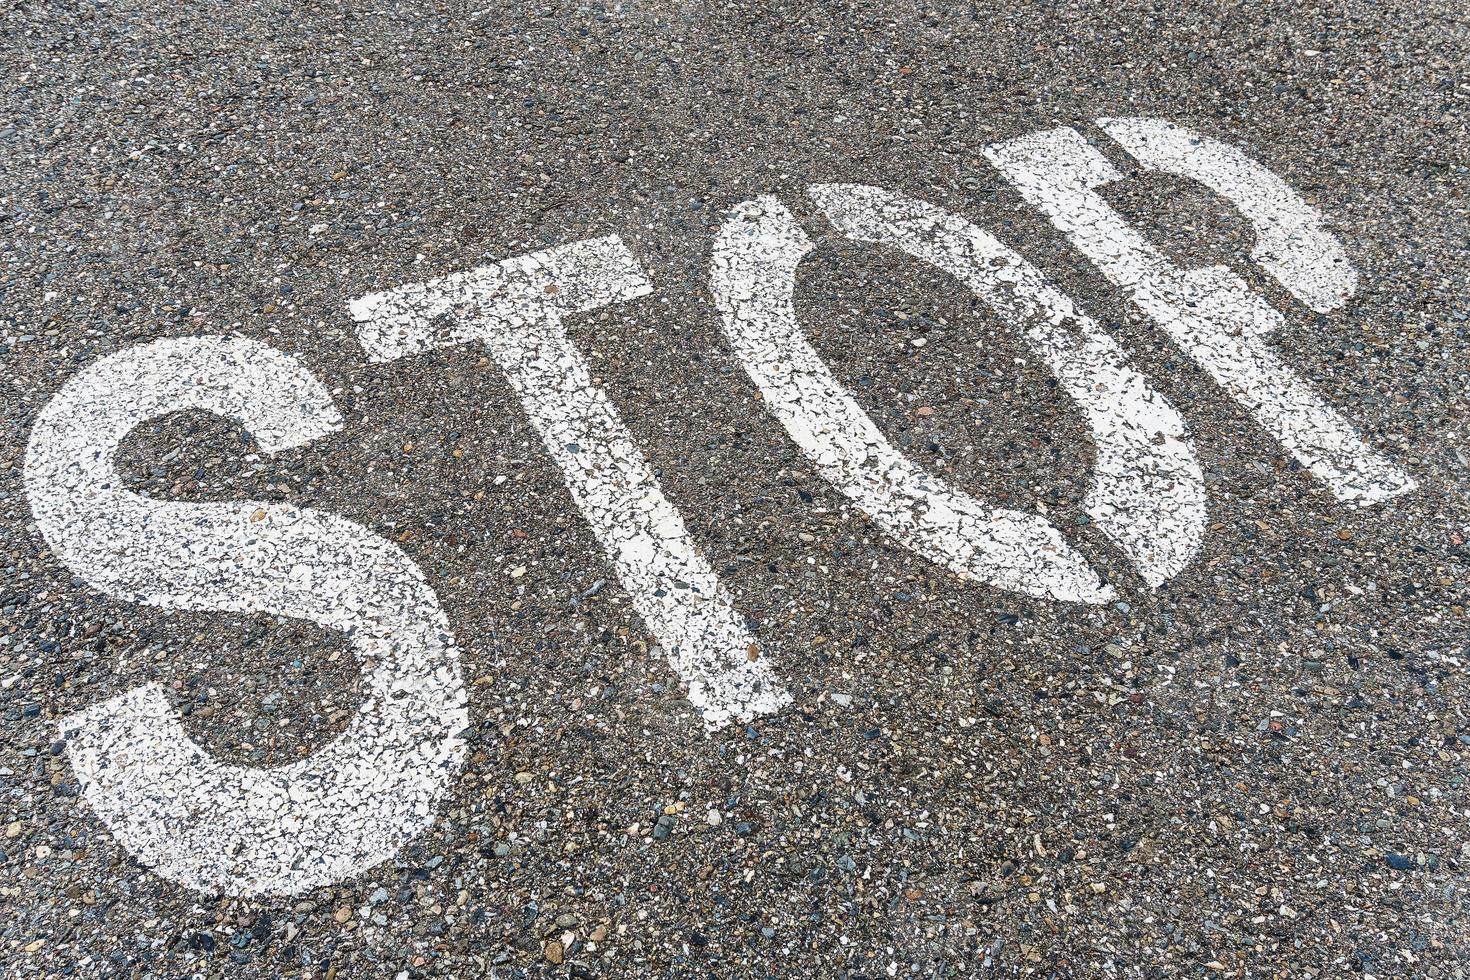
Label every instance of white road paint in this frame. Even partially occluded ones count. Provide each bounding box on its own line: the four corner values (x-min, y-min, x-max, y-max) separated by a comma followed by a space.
713, 195, 1118, 604
811, 183, 1206, 587
17, 122, 1424, 900
1096, 117, 1357, 314
24, 337, 468, 896
984, 124, 1415, 506
351, 235, 789, 729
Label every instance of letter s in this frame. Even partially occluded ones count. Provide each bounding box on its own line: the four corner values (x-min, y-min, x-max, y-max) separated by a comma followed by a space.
24, 336, 468, 896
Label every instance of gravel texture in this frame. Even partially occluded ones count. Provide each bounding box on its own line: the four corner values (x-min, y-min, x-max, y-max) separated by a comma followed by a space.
2, 0, 1469, 977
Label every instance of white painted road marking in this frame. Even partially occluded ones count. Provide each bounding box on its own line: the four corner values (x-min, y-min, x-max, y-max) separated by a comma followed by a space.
351, 235, 791, 729
21, 120, 1421, 898
24, 337, 469, 896
1095, 117, 1358, 315
810, 183, 1206, 588
713, 194, 1115, 603
984, 122, 1415, 506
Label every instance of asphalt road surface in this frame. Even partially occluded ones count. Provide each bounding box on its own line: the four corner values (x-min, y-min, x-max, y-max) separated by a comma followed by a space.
3, 1, 1469, 977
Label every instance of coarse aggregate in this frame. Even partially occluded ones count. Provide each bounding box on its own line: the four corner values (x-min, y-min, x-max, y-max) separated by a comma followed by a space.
2, 0, 1469, 977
